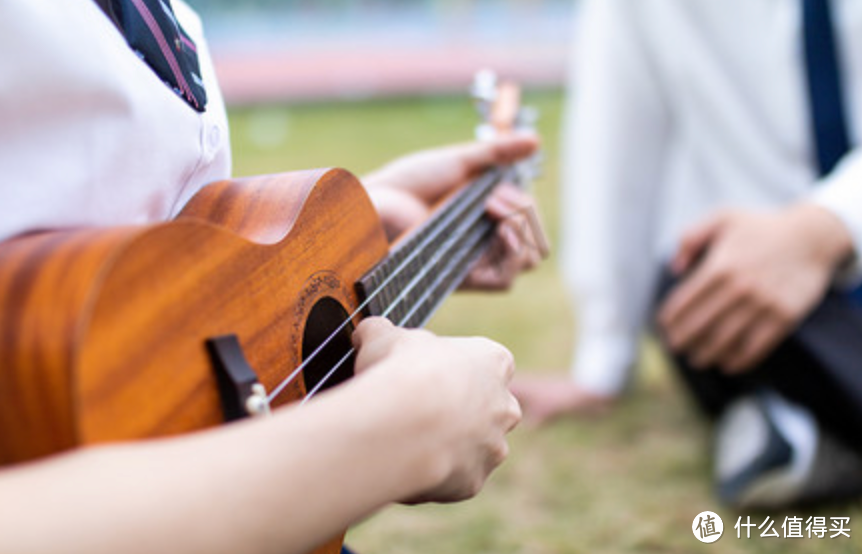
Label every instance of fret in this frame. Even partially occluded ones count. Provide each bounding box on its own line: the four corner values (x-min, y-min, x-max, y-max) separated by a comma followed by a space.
356, 165, 518, 325
393, 259, 409, 324
389, 167, 502, 264
355, 73, 538, 329
380, 205, 489, 320
400, 218, 493, 328
407, 236, 491, 328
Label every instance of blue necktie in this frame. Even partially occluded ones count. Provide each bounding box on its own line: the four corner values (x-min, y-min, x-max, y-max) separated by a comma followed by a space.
802, 0, 862, 305
803, 0, 849, 176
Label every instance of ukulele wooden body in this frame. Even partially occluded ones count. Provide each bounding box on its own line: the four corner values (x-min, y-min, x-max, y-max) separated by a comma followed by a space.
0, 169, 388, 553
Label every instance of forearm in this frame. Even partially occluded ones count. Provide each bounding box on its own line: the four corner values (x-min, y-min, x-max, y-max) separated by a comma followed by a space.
785, 203, 854, 271
0, 373, 435, 554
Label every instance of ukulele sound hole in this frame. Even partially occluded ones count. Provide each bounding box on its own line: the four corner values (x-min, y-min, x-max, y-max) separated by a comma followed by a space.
301, 297, 355, 396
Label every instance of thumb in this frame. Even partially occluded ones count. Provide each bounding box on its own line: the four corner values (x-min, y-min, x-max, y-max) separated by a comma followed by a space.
352, 317, 396, 351
459, 132, 540, 174
489, 132, 540, 165
673, 211, 731, 275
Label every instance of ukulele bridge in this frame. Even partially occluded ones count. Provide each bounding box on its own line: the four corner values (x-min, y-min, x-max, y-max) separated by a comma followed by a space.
206, 335, 272, 421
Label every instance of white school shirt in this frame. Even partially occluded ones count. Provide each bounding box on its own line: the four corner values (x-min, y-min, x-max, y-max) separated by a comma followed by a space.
563, 0, 862, 395
0, 0, 231, 243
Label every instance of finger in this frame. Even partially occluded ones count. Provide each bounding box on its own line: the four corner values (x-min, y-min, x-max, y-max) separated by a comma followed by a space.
485, 198, 527, 249
721, 316, 787, 374
461, 231, 517, 290
489, 226, 522, 288
459, 133, 540, 176
485, 187, 547, 266
497, 342, 517, 382
514, 219, 544, 270
486, 183, 531, 219
673, 212, 730, 275
488, 439, 510, 471
462, 266, 511, 290
659, 262, 727, 346
352, 317, 396, 350
486, 133, 540, 165
489, 184, 549, 257
498, 221, 533, 271
506, 394, 522, 432
661, 270, 748, 356
485, 193, 515, 222
688, 303, 762, 369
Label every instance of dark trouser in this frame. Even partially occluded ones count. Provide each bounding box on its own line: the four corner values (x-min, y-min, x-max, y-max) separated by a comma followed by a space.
656, 270, 862, 455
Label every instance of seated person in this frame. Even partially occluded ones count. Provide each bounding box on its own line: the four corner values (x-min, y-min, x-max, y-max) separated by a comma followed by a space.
514, 0, 862, 507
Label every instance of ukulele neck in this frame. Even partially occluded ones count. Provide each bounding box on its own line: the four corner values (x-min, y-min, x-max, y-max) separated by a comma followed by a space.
356, 165, 516, 328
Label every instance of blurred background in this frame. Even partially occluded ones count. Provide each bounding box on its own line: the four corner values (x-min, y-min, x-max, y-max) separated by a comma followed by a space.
193, 0, 572, 103
186, 1, 862, 552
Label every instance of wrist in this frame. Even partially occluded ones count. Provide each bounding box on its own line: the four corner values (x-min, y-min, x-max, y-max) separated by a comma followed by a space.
790, 203, 855, 271
363, 186, 428, 241
361, 172, 389, 192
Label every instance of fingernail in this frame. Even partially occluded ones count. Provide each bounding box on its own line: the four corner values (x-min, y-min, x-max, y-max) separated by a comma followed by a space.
485, 197, 507, 218
503, 225, 520, 251
496, 184, 522, 202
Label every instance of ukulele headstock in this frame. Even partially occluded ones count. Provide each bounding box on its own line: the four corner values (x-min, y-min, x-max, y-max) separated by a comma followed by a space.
471, 70, 542, 185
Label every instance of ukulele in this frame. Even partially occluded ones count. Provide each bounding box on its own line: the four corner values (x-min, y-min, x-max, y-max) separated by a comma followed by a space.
0, 73, 545, 553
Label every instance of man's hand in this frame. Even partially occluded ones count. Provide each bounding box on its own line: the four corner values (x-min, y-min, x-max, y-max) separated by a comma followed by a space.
363, 134, 545, 290
658, 204, 854, 373
510, 376, 615, 425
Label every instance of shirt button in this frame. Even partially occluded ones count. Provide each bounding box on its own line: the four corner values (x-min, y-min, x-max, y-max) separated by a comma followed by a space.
175, 37, 182, 51
208, 125, 221, 150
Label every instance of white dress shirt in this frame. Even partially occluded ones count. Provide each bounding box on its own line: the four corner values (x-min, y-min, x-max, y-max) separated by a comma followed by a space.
0, 0, 231, 243
563, 0, 862, 395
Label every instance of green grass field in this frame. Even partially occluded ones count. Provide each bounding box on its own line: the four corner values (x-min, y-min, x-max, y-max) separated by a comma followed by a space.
229, 93, 862, 553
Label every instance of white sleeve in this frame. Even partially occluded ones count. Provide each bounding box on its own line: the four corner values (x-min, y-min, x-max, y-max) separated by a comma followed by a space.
560, 0, 671, 396
809, 149, 862, 286
0, 0, 230, 242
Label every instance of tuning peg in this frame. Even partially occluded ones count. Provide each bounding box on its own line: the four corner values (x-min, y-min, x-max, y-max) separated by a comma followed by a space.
472, 69, 498, 126
472, 69, 498, 105
516, 105, 540, 133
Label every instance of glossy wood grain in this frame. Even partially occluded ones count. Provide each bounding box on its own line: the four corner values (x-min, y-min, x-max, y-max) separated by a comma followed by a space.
0, 168, 389, 554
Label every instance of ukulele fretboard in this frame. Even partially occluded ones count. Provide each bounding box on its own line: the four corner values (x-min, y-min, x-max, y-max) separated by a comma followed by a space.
357, 166, 515, 327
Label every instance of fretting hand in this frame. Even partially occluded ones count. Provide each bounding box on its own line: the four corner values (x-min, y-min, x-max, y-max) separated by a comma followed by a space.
363, 134, 545, 290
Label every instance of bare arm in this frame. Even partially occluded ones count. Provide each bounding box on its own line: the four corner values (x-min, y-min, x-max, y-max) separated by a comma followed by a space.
0, 135, 533, 553
0, 319, 520, 554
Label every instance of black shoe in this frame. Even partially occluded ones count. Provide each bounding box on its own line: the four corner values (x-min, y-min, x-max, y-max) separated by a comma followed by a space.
714, 392, 807, 508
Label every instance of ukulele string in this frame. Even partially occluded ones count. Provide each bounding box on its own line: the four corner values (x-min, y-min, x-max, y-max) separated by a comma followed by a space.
302, 168, 519, 403
301, 226, 487, 405
265, 169, 503, 403
365, 195, 489, 324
